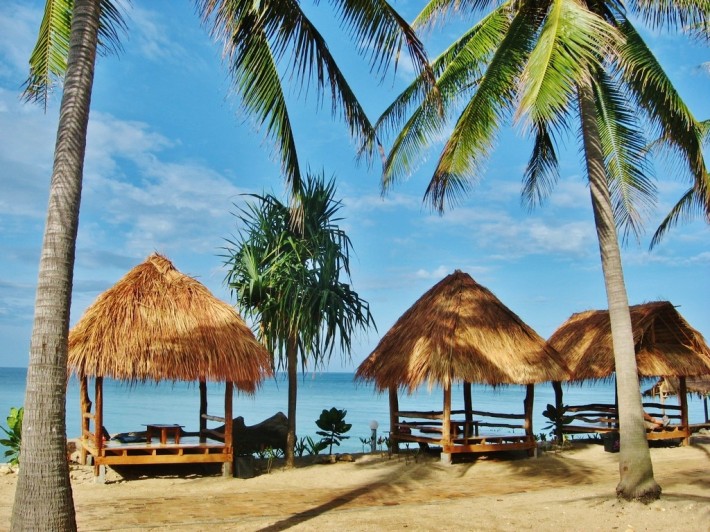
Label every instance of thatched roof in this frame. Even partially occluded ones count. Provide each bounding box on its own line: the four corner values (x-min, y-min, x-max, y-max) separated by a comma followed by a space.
69, 253, 272, 391
643, 376, 710, 398
355, 270, 570, 391
548, 301, 710, 382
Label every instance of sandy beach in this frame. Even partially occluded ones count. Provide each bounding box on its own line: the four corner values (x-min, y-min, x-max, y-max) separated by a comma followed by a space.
1, 437, 708, 531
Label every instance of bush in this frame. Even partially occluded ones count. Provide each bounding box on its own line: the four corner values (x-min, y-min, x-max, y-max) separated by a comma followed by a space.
1, 406, 23, 466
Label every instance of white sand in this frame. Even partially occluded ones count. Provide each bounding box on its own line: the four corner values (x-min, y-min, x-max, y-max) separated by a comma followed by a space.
1, 437, 708, 531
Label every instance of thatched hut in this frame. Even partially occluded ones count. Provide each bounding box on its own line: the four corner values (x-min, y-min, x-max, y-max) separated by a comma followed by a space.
356, 270, 570, 462
548, 301, 710, 444
69, 253, 272, 478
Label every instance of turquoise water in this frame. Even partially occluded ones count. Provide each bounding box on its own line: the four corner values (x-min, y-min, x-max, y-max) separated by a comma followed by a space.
1, 367, 706, 456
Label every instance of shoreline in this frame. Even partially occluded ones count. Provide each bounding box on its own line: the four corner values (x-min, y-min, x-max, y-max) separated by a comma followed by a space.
1, 437, 709, 530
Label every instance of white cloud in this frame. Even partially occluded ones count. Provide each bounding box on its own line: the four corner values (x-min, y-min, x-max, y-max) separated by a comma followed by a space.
414, 265, 450, 280
0, 3, 42, 79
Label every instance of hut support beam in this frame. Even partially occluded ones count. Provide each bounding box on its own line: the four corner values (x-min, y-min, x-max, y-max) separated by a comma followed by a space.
440, 383, 452, 465
94, 377, 104, 479
679, 377, 689, 446
524, 384, 535, 457
199, 380, 207, 443
463, 382, 473, 437
552, 380, 564, 443
223, 381, 234, 477
79, 374, 91, 465
389, 387, 399, 454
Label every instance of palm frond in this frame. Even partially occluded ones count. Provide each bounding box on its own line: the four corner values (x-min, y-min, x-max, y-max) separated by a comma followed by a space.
413, 0, 502, 31
650, 187, 706, 248
424, 4, 541, 212
23, 0, 127, 108
592, 72, 656, 242
381, 5, 512, 191
376, 2, 512, 140
630, 0, 709, 33
517, 0, 621, 129
522, 122, 560, 209
618, 20, 709, 220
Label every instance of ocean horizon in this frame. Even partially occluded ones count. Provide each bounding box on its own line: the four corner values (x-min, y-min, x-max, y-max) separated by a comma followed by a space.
2, 367, 707, 456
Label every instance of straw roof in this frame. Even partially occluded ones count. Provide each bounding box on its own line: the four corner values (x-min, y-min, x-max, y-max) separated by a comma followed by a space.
548, 301, 710, 382
69, 253, 272, 391
355, 270, 570, 391
643, 376, 710, 398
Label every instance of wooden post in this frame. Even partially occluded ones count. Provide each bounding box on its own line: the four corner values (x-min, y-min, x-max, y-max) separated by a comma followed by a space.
524, 384, 535, 457
79, 374, 91, 465
199, 380, 207, 443
704, 394, 709, 423
223, 381, 234, 477
552, 380, 563, 443
463, 382, 473, 437
94, 376, 104, 478
440, 380, 452, 464
679, 377, 689, 446
388, 386, 400, 454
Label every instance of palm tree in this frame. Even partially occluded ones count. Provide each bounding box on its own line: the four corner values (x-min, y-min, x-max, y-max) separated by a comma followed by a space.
12, 1, 112, 529
376, 0, 708, 501
224, 173, 375, 467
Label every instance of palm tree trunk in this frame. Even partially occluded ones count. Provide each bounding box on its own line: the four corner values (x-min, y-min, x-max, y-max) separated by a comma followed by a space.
578, 79, 661, 501
285, 333, 298, 468
11, 1, 101, 529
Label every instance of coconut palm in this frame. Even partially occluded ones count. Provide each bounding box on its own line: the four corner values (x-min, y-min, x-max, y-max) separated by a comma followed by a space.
376, 0, 708, 500
11, 1, 125, 529
224, 173, 375, 467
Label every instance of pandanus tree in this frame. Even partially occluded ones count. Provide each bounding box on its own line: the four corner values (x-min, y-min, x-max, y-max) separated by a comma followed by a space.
374, 0, 709, 500
19, 0, 427, 527
224, 174, 375, 467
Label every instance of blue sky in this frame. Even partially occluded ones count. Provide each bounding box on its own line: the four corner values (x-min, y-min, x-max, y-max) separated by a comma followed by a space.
0, 0, 708, 370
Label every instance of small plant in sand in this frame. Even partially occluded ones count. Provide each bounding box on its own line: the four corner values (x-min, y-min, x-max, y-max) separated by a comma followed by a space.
315, 407, 351, 455
1, 406, 23, 466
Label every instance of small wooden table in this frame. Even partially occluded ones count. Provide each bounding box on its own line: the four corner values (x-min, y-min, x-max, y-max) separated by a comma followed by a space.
145, 424, 183, 444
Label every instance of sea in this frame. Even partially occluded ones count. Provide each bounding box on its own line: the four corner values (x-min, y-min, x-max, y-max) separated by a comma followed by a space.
1, 367, 707, 456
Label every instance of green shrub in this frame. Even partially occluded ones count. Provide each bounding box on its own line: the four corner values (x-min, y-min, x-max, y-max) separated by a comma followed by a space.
1, 406, 23, 466
315, 407, 351, 455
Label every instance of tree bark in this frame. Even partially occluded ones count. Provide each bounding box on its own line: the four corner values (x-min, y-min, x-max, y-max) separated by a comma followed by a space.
11, 1, 101, 529
577, 80, 660, 501
285, 333, 298, 467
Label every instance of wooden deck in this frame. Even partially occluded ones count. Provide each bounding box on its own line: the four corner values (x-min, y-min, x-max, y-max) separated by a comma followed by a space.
81, 436, 231, 467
